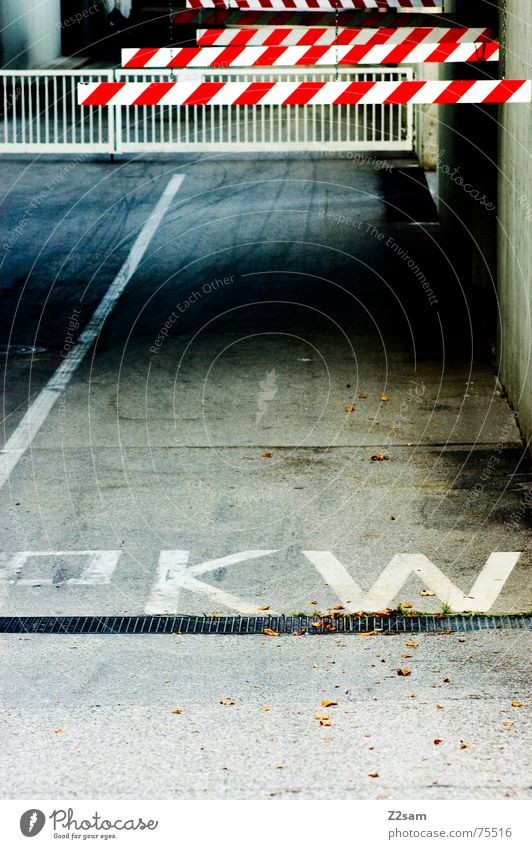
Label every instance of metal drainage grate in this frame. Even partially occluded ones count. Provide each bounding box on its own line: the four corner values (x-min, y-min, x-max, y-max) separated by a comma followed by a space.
0, 614, 530, 635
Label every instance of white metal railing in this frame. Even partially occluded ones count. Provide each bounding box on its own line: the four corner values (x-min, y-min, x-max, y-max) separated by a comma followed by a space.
0, 68, 414, 154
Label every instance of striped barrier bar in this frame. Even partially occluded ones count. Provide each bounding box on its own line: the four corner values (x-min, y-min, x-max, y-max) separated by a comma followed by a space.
173, 11, 461, 27
122, 42, 499, 67
196, 27, 496, 46
78, 80, 531, 107
184, 1, 443, 8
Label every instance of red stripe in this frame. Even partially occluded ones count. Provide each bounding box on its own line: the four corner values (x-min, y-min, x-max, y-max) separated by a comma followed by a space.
336, 28, 362, 45
433, 80, 476, 104
167, 47, 203, 67
298, 28, 326, 45
378, 42, 424, 63
132, 82, 175, 106
207, 46, 246, 66
476, 42, 500, 61
123, 48, 159, 68
482, 80, 526, 103
196, 30, 220, 46
423, 43, 461, 62
264, 28, 291, 45
233, 82, 276, 105
333, 81, 374, 104
82, 82, 125, 106
384, 80, 426, 104
296, 45, 330, 65
338, 46, 371, 64
182, 82, 225, 106
438, 28, 468, 43
283, 81, 325, 105
253, 46, 287, 65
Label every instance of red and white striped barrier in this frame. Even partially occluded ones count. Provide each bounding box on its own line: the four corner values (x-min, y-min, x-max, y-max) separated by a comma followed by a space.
185, 0, 442, 8
196, 27, 496, 47
122, 42, 499, 68
174, 11, 455, 27
78, 80, 531, 107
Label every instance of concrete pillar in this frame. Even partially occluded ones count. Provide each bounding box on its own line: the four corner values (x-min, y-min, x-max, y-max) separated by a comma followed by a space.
0, 0, 61, 69
498, 0, 532, 447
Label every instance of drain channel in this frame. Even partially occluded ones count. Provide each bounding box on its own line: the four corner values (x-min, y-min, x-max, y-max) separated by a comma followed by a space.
0, 614, 530, 635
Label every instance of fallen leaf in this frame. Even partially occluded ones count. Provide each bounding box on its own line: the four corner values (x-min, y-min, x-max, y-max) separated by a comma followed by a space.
261, 706, 270, 712
220, 698, 235, 705
420, 589, 435, 597
345, 405, 356, 413
439, 630, 453, 636
402, 602, 413, 609
511, 700, 522, 708
262, 451, 272, 459
171, 709, 182, 715
323, 622, 337, 631
401, 653, 413, 659
358, 393, 368, 399
322, 699, 338, 708
275, 764, 284, 769
314, 712, 330, 721
311, 620, 324, 629
406, 641, 418, 648
319, 719, 332, 727
408, 694, 416, 699
360, 631, 379, 637
503, 722, 513, 728
312, 663, 319, 669
374, 608, 393, 616
331, 604, 345, 611
54, 728, 63, 734
459, 741, 470, 749
293, 629, 306, 637
389, 515, 396, 521
263, 628, 279, 637
257, 605, 270, 611
371, 453, 389, 461
434, 738, 443, 745
380, 395, 389, 401
443, 677, 451, 683
309, 599, 317, 605
368, 771, 379, 778
397, 669, 411, 677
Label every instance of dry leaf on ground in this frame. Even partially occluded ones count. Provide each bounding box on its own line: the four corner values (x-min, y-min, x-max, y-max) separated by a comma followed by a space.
433, 739, 443, 745
171, 709, 182, 715
371, 453, 389, 461
459, 741, 470, 749
361, 631, 379, 636
420, 590, 435, 597
380, 395, 389, 401
257, 605, 270, 611
406, 641, 418, 647
368, 771, 379, 778
402, 602, 413, 609
511, 700, 522, 707
397, 669, 411, 677
322, 699, 338, 707
293, 629, 306, 637
261, 451, 272, 459
220, 698, 235, 705
263, 628, 279, 637
345, 405, 356, 413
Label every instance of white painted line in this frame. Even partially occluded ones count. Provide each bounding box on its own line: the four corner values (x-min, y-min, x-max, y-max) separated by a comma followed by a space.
302, 551, 521, 612
0, 175, 186, 490
0, 550, 122, 609
145, 550, 278, 615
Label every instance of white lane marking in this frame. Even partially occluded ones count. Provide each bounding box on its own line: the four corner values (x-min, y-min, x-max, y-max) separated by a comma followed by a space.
0, 174, 186, 490
0, 550, 122, 609
145, 550, 278, 615
302, 551, 521, 612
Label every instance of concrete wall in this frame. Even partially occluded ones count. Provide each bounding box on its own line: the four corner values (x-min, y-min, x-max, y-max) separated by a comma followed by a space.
0, 0, 61, 69
498, 0, 532, 448
436, 0, 531, 449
